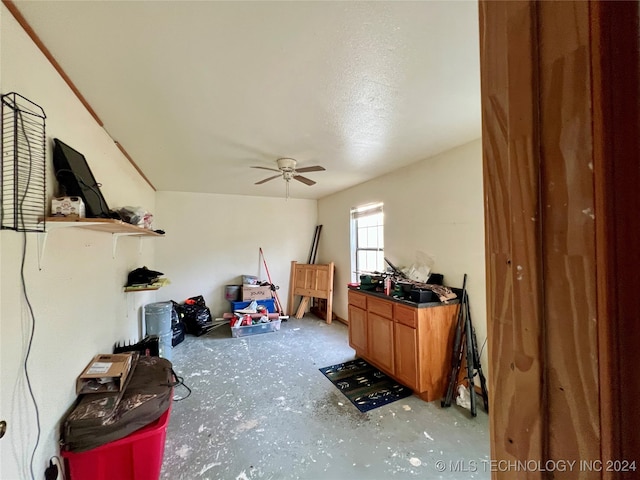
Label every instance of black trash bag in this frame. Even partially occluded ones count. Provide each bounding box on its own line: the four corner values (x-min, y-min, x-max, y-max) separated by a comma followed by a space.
181, 295, 213, 336
170, 301, 182, 326
170, 301, 186, 347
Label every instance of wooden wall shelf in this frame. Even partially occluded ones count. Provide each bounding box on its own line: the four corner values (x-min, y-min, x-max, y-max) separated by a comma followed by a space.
36, 217, 164, 268
43, 217, 164, 236
124, 285, 163, 293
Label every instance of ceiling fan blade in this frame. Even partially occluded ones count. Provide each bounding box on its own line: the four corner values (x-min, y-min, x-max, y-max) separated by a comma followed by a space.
255, 175, 281, 185
295, 165, 326, 173
251, 166, 281, 172
294, 175, 316, 186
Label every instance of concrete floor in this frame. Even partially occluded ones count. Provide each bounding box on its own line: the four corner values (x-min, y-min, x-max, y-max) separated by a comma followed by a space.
161, 315, 490, 480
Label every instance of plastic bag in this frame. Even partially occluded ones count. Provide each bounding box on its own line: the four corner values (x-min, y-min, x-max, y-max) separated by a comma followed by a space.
181, 295, 213, 336
456, 384, 471, 410
402, 251, 435, 283
118, 206, 153, 229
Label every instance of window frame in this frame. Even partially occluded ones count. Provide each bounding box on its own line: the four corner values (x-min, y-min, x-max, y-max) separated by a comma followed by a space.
350, 202, 384, 282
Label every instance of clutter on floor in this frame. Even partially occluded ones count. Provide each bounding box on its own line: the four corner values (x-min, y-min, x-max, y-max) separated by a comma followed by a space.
223, 266, 287, 337
173, 295, 215, 336
61, 354, 174, 479
228, 299, 283, 337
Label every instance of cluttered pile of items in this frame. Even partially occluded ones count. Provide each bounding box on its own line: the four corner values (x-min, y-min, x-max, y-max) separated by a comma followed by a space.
354, 256, 458, 304
225, 299, 283, 338
60, 352, 174, 479
223, 274, 288, 338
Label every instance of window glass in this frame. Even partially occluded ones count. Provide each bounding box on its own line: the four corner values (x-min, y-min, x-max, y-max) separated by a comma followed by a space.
350, 203, 384, 281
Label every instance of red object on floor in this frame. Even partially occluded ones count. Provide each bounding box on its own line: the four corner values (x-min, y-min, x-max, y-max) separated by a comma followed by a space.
61, 405, 171, 480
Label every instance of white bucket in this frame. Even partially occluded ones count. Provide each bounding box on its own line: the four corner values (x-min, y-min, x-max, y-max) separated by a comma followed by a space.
225, 285, 241, 301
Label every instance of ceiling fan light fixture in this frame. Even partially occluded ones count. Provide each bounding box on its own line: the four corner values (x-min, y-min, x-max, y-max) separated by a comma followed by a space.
277, 157, 297, 171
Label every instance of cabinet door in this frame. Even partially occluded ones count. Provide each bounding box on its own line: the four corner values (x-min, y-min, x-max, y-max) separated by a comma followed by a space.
394, 322, 418, 390
348, 305, 368, 354
368, 312, 394, 373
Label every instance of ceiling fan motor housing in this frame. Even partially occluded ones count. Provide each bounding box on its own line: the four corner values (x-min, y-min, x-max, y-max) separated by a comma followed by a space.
277, 157, 297, 172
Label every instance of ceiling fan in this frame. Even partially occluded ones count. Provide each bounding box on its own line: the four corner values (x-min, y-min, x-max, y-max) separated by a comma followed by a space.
251, 158, 326, 197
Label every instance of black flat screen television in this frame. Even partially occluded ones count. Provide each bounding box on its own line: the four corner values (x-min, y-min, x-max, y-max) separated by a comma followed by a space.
53, 138, 110, 218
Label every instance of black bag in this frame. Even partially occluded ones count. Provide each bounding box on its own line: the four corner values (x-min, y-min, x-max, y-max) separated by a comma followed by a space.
181, 295, 213, 336
126, 266, 163, 287
62, 355, 174, 453
170, 301, 186, 346
172, 322, 186, 346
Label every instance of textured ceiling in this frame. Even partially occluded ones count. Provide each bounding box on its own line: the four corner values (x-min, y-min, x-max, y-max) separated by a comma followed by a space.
13, 0, 481, 200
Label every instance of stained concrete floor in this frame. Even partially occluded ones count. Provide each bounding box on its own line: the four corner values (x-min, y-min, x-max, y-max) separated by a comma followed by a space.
161, 315, 489, 480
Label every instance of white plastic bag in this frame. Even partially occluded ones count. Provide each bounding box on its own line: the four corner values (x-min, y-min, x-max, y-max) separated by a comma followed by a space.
402, 251, 434, 283
456, 384, 471, 410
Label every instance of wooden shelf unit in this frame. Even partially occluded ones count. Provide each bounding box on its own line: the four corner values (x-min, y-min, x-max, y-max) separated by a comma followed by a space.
43, 217, 163, 236
36, 217, 164, 268
347, 289, 459, 402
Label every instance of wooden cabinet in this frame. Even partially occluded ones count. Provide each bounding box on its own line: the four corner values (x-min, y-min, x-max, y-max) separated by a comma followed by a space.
368, 312, 394, 373
348, 303, 368, 354
394, 321, 418, 389
347, 289, 459, 402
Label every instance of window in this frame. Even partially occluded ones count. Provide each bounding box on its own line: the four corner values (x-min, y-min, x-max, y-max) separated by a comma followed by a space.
350, 202, 384, 281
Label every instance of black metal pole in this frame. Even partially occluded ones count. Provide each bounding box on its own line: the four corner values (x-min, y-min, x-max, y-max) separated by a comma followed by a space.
441, 274, 467, 408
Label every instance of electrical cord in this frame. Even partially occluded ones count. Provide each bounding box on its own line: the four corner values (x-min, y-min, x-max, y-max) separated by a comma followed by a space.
16, 108, 41, 480
171, 369, 192, 401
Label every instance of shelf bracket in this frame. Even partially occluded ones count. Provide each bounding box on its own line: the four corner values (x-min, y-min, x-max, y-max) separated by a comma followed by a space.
36, 231, 48, 270
112, 233, 139, 258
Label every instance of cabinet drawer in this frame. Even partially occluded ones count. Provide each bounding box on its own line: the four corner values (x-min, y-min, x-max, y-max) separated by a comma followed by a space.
368, 296, 393, 318
348, 290, 367, 309
394, 303, 417, 328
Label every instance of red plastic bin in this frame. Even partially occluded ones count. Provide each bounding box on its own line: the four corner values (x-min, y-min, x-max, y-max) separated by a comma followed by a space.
61, 405, 171, 480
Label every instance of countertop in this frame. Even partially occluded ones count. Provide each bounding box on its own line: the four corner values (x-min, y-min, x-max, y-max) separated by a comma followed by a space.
348, 286, 460, 309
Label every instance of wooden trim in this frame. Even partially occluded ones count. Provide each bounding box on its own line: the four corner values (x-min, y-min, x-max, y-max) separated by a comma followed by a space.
480, 2, 545, 475
3, 0, 156, 192
589, 1, 618, 475
590, 2, 640, 477
115, 142, 156, 191
2, 0, 103, 126
481, 1, 609, 477
333, 316, 347, 326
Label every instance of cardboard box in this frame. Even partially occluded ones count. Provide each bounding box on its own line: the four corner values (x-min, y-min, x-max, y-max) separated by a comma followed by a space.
76, 353, 136, 395
241, 285, 272, 301
51, 196, 86, 217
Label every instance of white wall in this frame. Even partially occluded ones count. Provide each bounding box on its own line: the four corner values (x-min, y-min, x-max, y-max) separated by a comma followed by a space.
154, 192, 318, 316
1, 7, 157, 479
317, 139, 487, 368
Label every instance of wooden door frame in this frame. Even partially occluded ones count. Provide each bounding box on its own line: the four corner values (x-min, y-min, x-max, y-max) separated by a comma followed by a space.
480, 1, 640, 478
